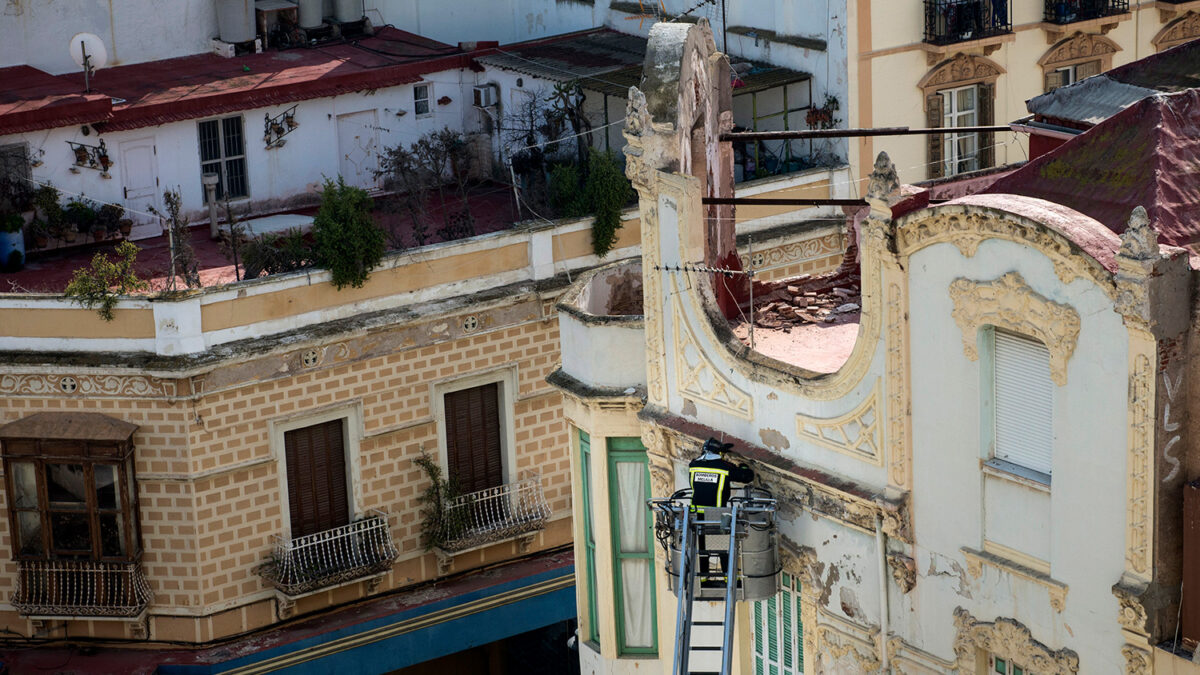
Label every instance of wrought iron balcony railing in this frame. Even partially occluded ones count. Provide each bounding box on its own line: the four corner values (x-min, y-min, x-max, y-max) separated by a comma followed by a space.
924, 0, 1012, 46
259, 511, 398, 596
1043, 0, 1128, 23
437, 477, 551, 553
12, 560, 152, 617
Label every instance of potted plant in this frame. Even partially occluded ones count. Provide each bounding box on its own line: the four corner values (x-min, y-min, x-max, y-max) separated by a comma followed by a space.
98, 153, 113, 172
0, 211, 25, 272
118, 217, 133, 237
65, 198, 96, 242
72, 145, 89, 165
27, 218, 49, 249
97, 203, 124, 238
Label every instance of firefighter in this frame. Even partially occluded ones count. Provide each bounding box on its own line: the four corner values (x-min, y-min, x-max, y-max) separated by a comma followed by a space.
688, 438, 754, 579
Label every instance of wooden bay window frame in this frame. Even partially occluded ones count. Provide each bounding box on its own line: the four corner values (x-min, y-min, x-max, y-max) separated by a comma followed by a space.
0, 413, 142, 564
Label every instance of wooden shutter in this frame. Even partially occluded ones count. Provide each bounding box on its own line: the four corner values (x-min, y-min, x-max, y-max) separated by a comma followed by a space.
1076, 59, 1101, 80
284, 419, 350, 538
926, 93, 944, 179
1044, 70, 1065, 93
993, 331, 1053, 476
444, 383, 503, 493
977, 83, 995, 170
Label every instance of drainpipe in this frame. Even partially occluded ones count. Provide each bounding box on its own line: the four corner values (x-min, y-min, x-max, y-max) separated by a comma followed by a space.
875, 514, 890, 672
202, 173, 221, 240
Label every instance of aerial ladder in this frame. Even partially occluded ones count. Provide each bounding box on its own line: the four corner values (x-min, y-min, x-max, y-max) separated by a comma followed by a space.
649, 487, 780, 675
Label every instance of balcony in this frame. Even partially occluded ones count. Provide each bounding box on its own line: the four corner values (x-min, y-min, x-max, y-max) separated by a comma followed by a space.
12, 560, 152, 618
259, 511, 398, 597
1043, 0, 1128, 23
434, 477, 551, 573
924, 0, 1012, 46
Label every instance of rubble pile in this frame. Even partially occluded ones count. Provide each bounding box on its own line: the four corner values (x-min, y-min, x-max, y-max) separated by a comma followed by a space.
750, 270, 862, 332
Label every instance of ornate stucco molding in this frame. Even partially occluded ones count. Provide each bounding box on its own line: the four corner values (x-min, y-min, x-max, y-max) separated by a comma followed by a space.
795, 380, 882, 465
948, 273, 1081, 386
1153, 11, 1200, 50
1038, 32, 1120, 73
917, 54, 1006, 95
0, 373, 172, 398
737, 233, 843, 272
896, 209, 1117, 297
885, 280, 911, 489
817, 619, 881, 673
1113, 207, 1161, 331
671, 286, 753, 419
887, 552, 916, 594
1126, 353, 1154, 577
961, 546, 1068, 612
1112, 581, 1150, 638
1121, 644, 1152, 675
953, 608, 1079, 674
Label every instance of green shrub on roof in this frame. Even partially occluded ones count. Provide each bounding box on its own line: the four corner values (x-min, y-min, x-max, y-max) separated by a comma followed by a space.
313, 175, 385, 290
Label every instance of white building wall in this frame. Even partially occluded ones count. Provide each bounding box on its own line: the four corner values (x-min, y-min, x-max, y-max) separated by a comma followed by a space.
1, 75, 474, 223
0, 0, 220, 75
906, 238, 1130, 670
368, 0, 601, 46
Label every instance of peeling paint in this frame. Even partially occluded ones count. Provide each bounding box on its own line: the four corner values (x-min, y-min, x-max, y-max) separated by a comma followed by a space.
681, 398, 698, 417
758, 427, 790, 452
839, 586, 863, 619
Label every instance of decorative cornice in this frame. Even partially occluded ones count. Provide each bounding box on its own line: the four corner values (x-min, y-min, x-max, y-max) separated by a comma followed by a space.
895, 209, 1117, 298
0, 373, 173, 398
1038, 32, 1121, 67
948, 273, 1080, 386
918, 53, 1006, 94
887, 552, 916, 594
1153, 11, 1200, 49
795, 380, 882, 465
1126, 353, 1154, 577
1121, 644, 1152, 675
953, 608, 1079, 674
1112, 581, 1150, 637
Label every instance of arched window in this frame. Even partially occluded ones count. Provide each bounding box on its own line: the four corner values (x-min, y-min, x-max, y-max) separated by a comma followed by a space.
1038, 32, 1120, 92
918, 54, 1004, 179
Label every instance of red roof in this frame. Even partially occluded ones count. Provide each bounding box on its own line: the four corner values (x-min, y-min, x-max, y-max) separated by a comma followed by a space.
0, 65, 113, 136
1, 29, 475, 136
986, 88, 1200, 249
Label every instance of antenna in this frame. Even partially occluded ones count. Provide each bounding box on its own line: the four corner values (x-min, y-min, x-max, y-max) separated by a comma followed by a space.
69, 33, 108, 93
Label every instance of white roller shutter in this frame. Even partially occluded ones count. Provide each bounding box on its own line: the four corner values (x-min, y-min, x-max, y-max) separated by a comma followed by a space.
993, 330, 1054, 476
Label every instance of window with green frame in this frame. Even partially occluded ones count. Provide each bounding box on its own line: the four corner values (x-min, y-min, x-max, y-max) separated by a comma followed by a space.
578, 429, 600, 644
607, 437, 658, 655
991, 655, 1033, 674
752, 572, 804, 674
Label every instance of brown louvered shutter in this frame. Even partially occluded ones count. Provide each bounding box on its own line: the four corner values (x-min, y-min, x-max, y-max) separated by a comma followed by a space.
285, 419, 350, 538
1044, 70, 1065, 93
1076, 59, 1101, 80
926, 93, 944, 179
978, 83, 995, 170
444, 383, 503, 493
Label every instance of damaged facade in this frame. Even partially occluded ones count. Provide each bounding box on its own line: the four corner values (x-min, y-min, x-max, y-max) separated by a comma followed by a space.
554, 19, 1200, 674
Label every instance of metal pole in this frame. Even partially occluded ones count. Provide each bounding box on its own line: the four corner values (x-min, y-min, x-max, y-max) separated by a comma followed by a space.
747, 236, 754, 351
722, 125, 1015, 142
720, 501, 741, 675
673, 505, 694, 675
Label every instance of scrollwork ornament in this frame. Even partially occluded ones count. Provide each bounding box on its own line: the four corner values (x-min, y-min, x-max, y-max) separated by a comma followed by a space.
1121, 645, 1151, 675
887, 552, 917, 594
1111, 582, 1149, 636
953, 608, 1079, 674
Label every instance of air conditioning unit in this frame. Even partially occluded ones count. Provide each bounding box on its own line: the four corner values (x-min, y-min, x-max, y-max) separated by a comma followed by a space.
473, 84, 498, 108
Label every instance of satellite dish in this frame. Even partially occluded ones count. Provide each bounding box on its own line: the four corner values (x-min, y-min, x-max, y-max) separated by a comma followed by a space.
69, 33, 108, 70
69, 33, 107, 93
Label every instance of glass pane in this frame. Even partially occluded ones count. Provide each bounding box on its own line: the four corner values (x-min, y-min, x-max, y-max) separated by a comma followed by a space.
222, 117, 244, 157
620, 558, 653, 648
94, 464, 120, 510
958, 87, 975, 112
46, 464, 87, 508
17, 511, 43, 556
198, 120, 221, 162
414, 85, 428, 102
11, 462, 37, 509
50, 511, 91, 553
99, 512, 126, 557
225, 158, 248, 198
415, 100, 430, 116
616, 461, 647, 553
1013, 668, 1023, 675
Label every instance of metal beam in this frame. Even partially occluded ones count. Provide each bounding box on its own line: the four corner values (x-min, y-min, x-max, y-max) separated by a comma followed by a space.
720, 125, 1015, 141
702, 197, 867, 206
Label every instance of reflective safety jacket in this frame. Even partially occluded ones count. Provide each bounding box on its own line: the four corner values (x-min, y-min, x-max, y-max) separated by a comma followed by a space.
688, 457, 754, 508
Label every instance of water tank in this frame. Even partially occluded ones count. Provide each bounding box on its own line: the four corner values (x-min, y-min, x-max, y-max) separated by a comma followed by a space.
334, 0, 361, 22
297, 0, 323, 28
216, 0, 256, 43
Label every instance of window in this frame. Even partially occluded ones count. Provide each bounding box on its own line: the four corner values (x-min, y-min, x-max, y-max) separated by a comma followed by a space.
991, 330, 1053, 479
607, 438, 657, 655
0, 143, 32, 208
991, 654, 1033, 674
0, 413, 141, 563
284, 418, 351, 538
579, 429, 600, 644
941, 85, 980, 175
444, 382, 504, 493
414, 84, 431, 117
752, 572, 804, 675
198, 116, 248, 201
1043, 60, 1099, 92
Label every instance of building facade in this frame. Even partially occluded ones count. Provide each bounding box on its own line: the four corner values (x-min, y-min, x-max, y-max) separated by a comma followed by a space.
557, 20, 1200, 674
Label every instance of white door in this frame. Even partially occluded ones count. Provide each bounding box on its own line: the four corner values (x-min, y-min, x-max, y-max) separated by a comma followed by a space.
118, 137, 162, 240
336, 110, 380, 190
